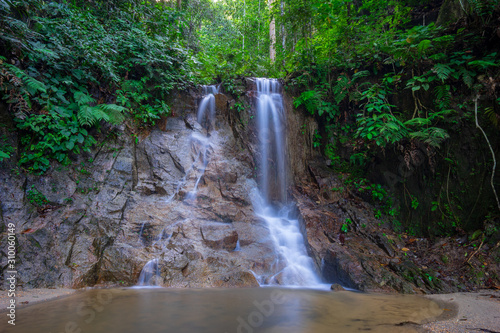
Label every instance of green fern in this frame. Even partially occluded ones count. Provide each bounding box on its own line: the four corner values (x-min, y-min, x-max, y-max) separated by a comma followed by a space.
434, 85, 451, 111
485, 106, 500, 128
332, 75, 351, 104
352, 70, 370, 81
467, 0, 497, 17
77, 105, 106, 126
429, 109, 455, 121
468, 60, 498, 69
2, 63, 46, 94
378, 114, 408, 144
96, 103, 127, 124
74, 91, 126, 126
294, 90, 323, 114
74, 91, 95, 106
410, 127, 449, 148
403, 117, 432, 127
0, 0, 10, 12
460, 70, 474, 88
432, 63, 453, 82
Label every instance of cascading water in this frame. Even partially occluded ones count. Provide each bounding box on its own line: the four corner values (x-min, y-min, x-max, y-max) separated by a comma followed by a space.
253, 78, 323, 288
137, 259, 161, 287
136, 85, 219, 286
185, 85, 218, 200
197, 85, 218, 131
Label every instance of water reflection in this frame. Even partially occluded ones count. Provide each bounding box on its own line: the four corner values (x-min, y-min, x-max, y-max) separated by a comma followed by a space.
5, 288, 442, 333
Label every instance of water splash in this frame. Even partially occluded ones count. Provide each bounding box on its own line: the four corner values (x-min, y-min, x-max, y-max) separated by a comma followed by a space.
253, 78, 323, 288
137, 259, 162, 287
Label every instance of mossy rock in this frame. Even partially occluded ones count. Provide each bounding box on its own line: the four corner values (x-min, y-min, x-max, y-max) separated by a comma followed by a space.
437, 0, 468, 26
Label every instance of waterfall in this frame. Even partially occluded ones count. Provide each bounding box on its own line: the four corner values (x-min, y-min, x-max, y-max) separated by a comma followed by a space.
256, 78, 287, 203
197, 85, 218, 131
253, 78, 323, 288
137, 259, 161, 287
185, 85, 218, 201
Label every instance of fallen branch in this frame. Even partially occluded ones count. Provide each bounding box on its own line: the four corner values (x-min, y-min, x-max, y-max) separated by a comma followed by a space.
466, 239, 484, 265
474, 96, 500, 213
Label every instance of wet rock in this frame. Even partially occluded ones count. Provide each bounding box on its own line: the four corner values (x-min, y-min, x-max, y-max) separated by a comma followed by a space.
200, 222, 239, 251
292, 161, 457, 294
375, 232, 396, 257
330, 283, 345, 291
308, 161, 347, 204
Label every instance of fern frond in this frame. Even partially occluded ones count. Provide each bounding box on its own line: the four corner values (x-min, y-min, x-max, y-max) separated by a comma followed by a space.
404, 117, 432, 127
97, 104, 127, 124
432, 64, 453, 82
410, 127, 449, 148
333, 75, 350, 104
429, 109, 455, 121
0, 0, 10, 12
468, 60, 498, 69
74, 91, 96, 106
3, 63, 46, 93
29, 41, 60, 59
77, 105, 98, 126
485, 107, 500, 128
434, 85, 451, 110
352, 70, 370, 81
294, 90, 322, 114
463, 74, 474, 87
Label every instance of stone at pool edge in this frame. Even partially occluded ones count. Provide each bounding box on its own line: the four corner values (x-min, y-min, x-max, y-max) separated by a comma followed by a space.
331, 283, 346, 291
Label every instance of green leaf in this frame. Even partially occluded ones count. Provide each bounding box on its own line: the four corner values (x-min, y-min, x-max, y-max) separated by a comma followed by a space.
0, 150, 10, 161
468, 60, 498, 68
404, 118, 431, 127
417, 39, 432, 53
432, 64, 453, 82
76, 133, 84, 144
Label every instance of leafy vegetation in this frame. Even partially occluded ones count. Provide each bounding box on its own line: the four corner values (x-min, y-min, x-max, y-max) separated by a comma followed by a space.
1, 0, 499, 237
26, 185, 48, 206
274, 0, 500, 235
0, 0, 193, 172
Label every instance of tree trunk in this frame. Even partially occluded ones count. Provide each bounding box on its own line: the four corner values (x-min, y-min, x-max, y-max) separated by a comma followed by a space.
281, 0, 285, 50
269, 0, 276, 62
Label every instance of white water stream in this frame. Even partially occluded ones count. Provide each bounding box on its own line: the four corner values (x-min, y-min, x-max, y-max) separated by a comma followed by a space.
253, 78, 324, 288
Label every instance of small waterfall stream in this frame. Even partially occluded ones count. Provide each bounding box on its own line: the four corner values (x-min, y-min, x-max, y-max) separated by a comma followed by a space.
185, 85, 218, 200
136, 85, 219, 287
137, 259, 161, 287
253, 78, 323, 288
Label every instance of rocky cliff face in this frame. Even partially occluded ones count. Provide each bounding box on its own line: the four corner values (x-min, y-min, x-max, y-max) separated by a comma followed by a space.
1, 81, 493, 293
0, 86, 275, 288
